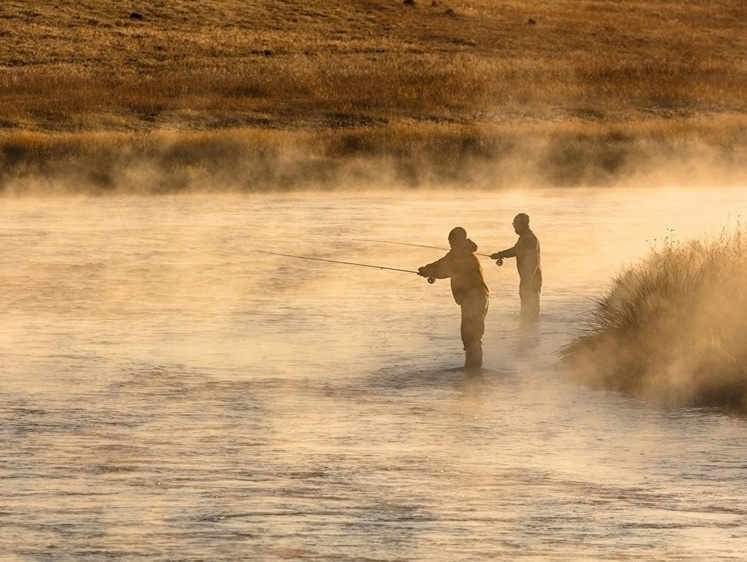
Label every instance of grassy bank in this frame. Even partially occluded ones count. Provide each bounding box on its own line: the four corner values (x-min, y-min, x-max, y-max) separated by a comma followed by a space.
1, 117, 745, 194
560, 229, 747, 411
1, 0, 745, 192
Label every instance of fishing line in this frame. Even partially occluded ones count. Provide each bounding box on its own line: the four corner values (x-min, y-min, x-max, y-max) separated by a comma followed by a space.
397, 273, 432, 301
491, 265, 518, 300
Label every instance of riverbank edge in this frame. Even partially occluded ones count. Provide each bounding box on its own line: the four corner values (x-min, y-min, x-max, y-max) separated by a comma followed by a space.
2, 116, 745, 194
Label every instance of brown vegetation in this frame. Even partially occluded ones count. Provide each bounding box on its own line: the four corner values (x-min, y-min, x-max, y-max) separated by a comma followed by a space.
559, 228, 747, 411
1, 0, 745, 192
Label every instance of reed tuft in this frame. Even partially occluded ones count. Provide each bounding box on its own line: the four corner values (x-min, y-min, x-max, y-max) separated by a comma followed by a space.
560, 227, 747, 410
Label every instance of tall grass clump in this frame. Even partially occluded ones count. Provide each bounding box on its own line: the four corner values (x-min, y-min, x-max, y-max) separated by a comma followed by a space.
560, 228, 747, 411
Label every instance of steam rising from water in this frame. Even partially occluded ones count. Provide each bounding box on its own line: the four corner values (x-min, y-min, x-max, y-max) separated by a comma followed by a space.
1, 128, 744, 196
2, 187, 747, 559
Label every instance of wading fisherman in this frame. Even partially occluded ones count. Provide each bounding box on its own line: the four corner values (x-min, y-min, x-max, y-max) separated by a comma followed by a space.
490, 213, 542, 319
418, 227, 489, 370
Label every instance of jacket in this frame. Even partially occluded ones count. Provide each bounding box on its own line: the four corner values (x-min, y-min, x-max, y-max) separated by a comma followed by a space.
419, 239, 489, 305
500, 228, 542, 291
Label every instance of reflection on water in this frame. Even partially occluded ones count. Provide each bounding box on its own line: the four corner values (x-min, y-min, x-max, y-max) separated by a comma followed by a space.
1, 188, 747, 560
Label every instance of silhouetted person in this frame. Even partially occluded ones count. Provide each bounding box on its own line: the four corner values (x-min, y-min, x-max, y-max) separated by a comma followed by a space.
491, 213, 542, 318
418, 227, 489, 370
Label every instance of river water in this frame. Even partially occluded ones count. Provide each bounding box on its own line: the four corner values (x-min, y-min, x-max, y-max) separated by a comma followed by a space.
2, 187, 746, 560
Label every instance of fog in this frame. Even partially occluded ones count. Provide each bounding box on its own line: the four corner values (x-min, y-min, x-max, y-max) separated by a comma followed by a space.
1, 127, 744, 197
2, 186, 747, 559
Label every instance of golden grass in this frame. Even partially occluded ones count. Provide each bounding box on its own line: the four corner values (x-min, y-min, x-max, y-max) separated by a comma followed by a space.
0, 0, 745, 192
559, 228, 747, 411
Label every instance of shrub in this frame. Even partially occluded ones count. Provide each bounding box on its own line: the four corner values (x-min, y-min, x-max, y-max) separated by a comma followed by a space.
559, 228, 747, 410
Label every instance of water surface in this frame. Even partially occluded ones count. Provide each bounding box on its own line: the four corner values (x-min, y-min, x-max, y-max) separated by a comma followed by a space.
2, 187, 746, 560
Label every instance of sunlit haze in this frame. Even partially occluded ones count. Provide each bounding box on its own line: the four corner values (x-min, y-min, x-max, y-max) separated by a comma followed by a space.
1, 0, 746, 559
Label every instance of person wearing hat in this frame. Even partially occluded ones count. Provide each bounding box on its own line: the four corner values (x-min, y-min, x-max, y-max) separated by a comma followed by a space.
491, 213, 542, 318
418, 227, 489, 370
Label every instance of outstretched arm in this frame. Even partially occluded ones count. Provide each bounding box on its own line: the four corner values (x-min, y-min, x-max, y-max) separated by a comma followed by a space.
490, 246, 517, 260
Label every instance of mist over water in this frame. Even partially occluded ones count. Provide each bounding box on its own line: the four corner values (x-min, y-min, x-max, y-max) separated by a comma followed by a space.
2, 187, 747, 560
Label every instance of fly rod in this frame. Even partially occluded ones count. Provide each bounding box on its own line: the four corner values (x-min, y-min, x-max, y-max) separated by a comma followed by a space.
255, 250, 436, 283
353, 238, 493, 259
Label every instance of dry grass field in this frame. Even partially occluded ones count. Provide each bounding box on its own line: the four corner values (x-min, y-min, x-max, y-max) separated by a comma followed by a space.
1, 0, 745, 192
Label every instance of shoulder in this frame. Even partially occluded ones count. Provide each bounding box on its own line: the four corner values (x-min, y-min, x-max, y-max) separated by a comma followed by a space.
521, 230, 539, 245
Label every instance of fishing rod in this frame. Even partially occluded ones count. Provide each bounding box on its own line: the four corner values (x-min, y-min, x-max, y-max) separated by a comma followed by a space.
353, 238, 494, 259
354, 237, 521, 280
255, 250, 437, 283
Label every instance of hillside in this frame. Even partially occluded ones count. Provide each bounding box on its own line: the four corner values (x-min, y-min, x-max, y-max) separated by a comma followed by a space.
1, 0, 745, 192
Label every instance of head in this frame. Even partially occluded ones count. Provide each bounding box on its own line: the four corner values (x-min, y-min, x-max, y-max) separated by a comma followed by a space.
513, 213, 530, 234
448, 226, 468, 248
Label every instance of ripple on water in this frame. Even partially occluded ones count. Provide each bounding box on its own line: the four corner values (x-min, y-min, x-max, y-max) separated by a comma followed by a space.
3, 190, 747, 560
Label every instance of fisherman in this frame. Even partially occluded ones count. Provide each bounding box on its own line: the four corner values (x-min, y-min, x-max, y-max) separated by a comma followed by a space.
418, 227, 489, 370
490, 213, 542, 318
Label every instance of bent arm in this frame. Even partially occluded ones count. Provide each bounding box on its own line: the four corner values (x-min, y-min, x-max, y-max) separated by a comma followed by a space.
418, 255, 452, 279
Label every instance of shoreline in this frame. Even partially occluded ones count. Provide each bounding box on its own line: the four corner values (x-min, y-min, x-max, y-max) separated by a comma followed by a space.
2, 116, 745, 194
